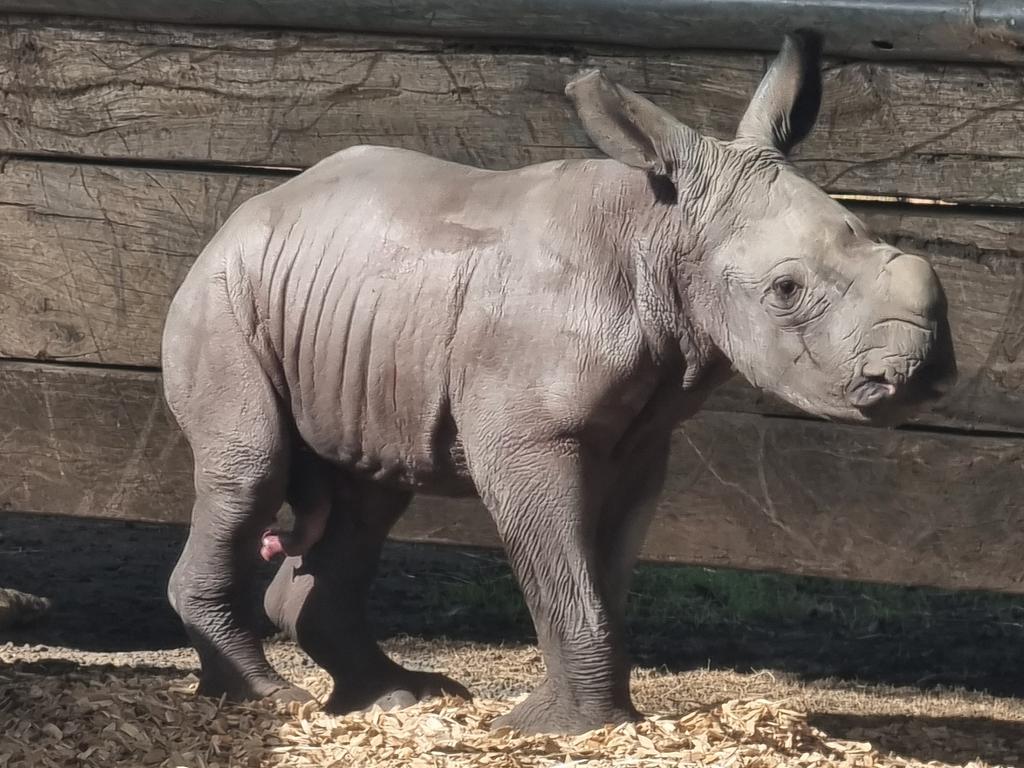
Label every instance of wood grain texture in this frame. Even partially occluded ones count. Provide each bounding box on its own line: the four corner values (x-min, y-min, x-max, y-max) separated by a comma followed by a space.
3, 361, 1022, 593
3, 18, 1024, 204
0, 362, 193, 523
1, 160, 1021, 431
4, 0, 1023, 65
0, 161, 273, 365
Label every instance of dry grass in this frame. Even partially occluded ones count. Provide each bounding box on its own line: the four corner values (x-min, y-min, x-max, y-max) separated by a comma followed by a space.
2, 638, 1021, 768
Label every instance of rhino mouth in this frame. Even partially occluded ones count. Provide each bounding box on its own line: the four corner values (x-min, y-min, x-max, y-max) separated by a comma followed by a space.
846, 375, 897, 409
845, 356, 952, 426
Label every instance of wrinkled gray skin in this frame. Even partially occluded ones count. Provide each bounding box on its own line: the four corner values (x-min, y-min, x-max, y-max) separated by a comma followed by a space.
162, 31, 956, 734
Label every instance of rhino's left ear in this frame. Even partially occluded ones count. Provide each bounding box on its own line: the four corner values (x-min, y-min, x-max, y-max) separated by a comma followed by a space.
736, 29, 823, 155
566, 69, 702, 178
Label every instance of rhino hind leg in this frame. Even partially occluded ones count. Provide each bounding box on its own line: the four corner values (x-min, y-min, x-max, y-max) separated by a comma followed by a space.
168, 448, 311, 704
264, 474, 471, 713
165, 316, 310, 705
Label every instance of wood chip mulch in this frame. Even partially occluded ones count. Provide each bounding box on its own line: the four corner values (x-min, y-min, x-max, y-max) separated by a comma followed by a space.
0, 660, 1002, 768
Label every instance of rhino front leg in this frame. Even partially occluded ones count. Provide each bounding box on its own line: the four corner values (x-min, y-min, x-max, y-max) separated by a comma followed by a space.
264, 475, 470, 713
471, 437, 637, 734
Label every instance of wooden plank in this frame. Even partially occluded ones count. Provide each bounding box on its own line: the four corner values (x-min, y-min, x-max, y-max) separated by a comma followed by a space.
0, 162, 274, 365
3, 360, 1023, 594
4, 1, 1023, 65
1, 159, 1022, 431
0, 362, 193, 523
2, 18, 1024, 204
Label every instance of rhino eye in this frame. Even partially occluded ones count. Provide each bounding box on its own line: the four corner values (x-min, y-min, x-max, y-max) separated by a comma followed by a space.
772, 276, 801, 304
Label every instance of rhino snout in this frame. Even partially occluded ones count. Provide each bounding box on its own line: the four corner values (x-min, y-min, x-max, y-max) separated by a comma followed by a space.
841, 248, 956, 418
845, 319, 957, 417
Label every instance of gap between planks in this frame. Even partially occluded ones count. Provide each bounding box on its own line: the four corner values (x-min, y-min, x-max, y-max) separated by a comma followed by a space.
5, 149, 1024, 219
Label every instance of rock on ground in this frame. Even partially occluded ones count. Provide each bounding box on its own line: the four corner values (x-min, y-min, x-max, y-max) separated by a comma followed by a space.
0, 587, 51, 630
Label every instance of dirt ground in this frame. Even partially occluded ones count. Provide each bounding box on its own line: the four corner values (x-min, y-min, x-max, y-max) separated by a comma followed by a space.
2, 512, 1023, 767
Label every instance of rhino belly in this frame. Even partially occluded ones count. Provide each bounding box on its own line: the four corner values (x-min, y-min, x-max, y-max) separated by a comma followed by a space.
275, 258, 472, 494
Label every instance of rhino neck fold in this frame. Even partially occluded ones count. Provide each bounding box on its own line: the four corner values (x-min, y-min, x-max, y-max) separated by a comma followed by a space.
569, 159, 722, 393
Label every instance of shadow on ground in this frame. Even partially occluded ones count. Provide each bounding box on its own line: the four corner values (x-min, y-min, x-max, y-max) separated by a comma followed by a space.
808, 712, 1024, 766
3, 511, 1024, 701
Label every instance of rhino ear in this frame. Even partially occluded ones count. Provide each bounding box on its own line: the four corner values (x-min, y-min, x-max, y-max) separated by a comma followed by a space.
566, 69, 701, 177
736, 29, 823, 155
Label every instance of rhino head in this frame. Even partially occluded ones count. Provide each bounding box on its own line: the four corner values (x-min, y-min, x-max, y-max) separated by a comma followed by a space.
566, 30, 956, 426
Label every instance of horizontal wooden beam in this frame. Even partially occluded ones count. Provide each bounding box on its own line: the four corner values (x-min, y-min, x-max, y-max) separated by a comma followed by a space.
1, 159, 1021, 431
0, 161, 273, 366
2, 2, 1022, 65
3, 360, 1023, 594
2, 18, 1024, 204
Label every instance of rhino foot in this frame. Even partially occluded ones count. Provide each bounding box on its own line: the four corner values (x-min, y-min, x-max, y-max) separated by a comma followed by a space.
197, 671, 313, 706
267, 684, 316, 708
491, 679, 639, 735
325, 669, 471, 715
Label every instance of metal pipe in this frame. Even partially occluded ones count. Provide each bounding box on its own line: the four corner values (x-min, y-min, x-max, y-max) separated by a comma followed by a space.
3, 0, 1023, 65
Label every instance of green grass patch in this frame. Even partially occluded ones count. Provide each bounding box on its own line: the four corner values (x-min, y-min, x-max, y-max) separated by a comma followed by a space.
374, 543, 1024, 690
379, 545, 1024, 640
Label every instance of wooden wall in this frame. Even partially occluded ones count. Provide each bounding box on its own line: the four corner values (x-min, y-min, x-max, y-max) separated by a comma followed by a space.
1, 13, 1023, 591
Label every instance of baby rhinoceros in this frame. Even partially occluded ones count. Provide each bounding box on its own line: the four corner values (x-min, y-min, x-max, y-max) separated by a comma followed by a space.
162, 30, 956, 734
